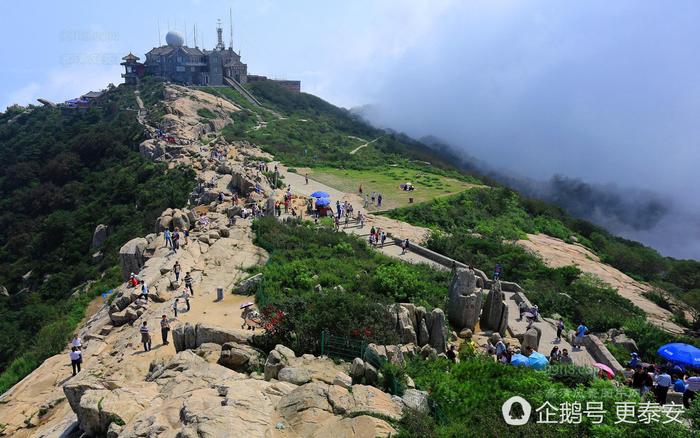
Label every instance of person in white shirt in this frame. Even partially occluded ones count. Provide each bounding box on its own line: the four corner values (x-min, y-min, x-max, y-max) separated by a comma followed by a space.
684, 375, 700, 408
71, 335, 82, 350
69, 347, 82, 376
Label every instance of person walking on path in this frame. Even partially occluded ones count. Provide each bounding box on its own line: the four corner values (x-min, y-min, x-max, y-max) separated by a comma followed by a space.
380, 231, 386, 247
160, 315, 171, 345
172, 298, 179, 317
182, 291, 191, 311
164, 229, 172, 249
140, 321, 152, 352
140, 280, 149, 302
556, 318, 565, 342
305, 174, 309, 184
401, 238, 410, 255
69, 347, 82, 376
493, 263, 503, 281
184, 272, 194, 296
377, 193, 382, 208
173, 261, 181, 282
654, 369, 672, 405
183, 228, 189, 245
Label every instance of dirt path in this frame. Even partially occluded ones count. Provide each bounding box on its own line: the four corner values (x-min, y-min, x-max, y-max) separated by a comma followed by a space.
518, 233, 683, 333
349, 136, 381, 155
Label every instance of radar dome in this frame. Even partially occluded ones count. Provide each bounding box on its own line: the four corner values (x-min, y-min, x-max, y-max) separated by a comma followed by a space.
165, 31, 184, 47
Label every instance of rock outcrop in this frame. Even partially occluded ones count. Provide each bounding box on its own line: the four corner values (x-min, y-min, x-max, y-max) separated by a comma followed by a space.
447, 268, 483, 331
91, 224, 108, 249
480, 281, 508, 336
119, 237, 148, 280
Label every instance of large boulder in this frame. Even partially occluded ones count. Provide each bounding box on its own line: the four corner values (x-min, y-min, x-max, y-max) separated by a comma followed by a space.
278, 367, 312, 385
584, 335, 625, 375
480, 281, 508, 336
417, 318, 430, 346
264, 344, 296, 381
428, 308, 447, 353
91, 224, 108, 249
75, 386, 158, 437
218, 342, 264, 372
234, 273, 263, 295
611, 333, 638, 353
171, 209, 191, 230
394, 305, 417, 345
521, 327, 541, 352
172, 323, 252, 351
350, 358, 365, 380
119, 237, 148, 280
447, 268, 482, 331
401, 389, 430, 414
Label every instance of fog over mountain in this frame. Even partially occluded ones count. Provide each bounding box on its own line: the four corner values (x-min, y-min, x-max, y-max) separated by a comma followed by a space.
355, 1, 700, 260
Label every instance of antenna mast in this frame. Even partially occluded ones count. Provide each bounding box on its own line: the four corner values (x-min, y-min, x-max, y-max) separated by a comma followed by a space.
193, 23, 198, 47
229, 7, 234, 49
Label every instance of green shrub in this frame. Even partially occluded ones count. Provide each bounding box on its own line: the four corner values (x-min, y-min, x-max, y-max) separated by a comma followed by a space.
196, 108, 216, 119
252, 217, 449, 354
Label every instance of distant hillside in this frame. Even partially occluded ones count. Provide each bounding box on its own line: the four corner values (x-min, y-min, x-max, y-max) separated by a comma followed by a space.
237, 82, 700, 334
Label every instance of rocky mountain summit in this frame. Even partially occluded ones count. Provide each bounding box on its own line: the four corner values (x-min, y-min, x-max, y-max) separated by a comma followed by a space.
0, 85, 422, 437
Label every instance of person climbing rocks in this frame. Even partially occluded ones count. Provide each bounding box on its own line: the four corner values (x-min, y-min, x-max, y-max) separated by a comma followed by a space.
183, 228, 189, 245
574, 322, 588, 350
173, 261, 181, 282
556, 318, 565, 341
172, 228, 180, 252
140, 280, 149, 302
69, 347, 82, 376
161, 315, 171, 345
184, 272, 194, 296
128, 272, 139, 288
172, 298, 179, 317
164, 228, 172, 249
140, 321, 152, 352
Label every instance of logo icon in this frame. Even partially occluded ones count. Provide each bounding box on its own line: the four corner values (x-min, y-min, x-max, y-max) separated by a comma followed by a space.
502, 396, 532, 426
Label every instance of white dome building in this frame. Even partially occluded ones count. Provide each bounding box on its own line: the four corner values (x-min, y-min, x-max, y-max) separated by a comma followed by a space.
165, 31, 184, 47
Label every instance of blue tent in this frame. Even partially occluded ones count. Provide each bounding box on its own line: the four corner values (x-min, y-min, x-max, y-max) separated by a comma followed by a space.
511, 354, 529, 366
657, 343, 700, 367
310, 191, 330, 198
315, 197, 331, 207
527, 352, 549, 370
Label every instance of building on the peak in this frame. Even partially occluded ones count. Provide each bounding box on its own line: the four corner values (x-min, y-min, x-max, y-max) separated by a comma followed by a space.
120, 20, 300, 92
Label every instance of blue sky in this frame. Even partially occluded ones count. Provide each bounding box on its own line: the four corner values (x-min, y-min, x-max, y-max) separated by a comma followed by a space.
0, 0, 451, 109
2, 1, 700, 257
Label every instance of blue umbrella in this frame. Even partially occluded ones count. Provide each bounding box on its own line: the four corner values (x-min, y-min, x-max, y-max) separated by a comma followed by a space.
315, 197, 331, 207
510, 354, 529, 366
528, 352, 549, 370
310, 191, 330, 198
657, 343, 700, 367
